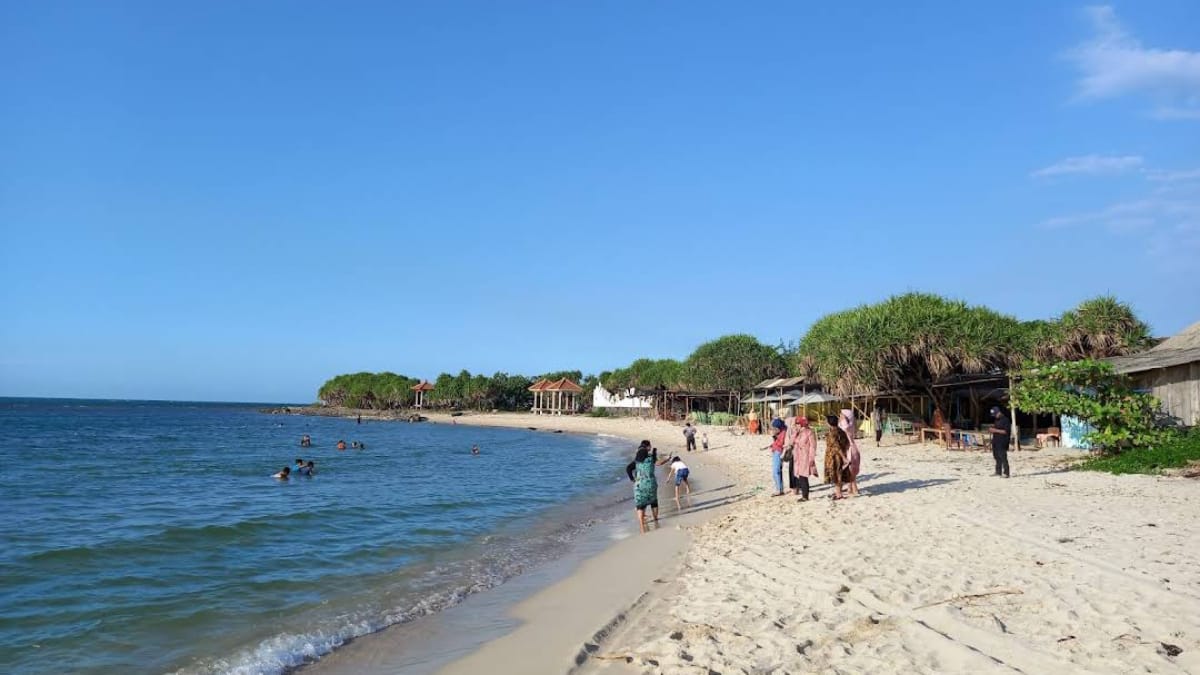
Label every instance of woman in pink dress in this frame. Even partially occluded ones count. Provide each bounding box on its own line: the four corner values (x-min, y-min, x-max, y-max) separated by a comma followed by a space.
790, 416, 818, 501
838, 409, 862, 496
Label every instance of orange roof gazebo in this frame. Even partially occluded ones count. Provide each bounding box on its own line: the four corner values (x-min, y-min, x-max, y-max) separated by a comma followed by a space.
529, 378, 583, 415
411, 380, 434, 408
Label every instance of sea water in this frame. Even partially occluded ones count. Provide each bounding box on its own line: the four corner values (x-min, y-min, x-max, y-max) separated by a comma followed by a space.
0, 398, 632, 674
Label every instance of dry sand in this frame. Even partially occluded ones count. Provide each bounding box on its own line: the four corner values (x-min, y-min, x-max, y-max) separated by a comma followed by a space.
316, 411, 1200, 674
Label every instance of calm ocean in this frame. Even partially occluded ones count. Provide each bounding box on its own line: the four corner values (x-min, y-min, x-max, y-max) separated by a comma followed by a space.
0, 398, 632, 674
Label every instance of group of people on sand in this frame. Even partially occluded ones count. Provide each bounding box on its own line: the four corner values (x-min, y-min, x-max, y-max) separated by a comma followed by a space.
766, 409, 861, 501
625, 440, 694, 533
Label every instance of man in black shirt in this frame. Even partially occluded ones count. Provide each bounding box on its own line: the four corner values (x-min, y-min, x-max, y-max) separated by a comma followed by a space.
989, 406, 1010, 477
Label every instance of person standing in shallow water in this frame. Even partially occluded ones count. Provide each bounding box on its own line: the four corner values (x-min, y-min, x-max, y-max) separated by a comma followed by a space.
990, 406, 1011, 477
625, 441, 660, 533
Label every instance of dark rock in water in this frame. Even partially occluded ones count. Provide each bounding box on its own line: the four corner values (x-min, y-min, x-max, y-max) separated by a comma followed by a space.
527, 427, 537, 430
553, 430, 563, 434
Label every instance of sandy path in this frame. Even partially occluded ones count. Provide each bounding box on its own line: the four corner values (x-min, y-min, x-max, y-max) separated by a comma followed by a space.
575, 431, 1200, 674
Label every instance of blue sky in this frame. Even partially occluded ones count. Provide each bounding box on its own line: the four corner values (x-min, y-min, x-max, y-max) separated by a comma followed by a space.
2, 1, 1198, 402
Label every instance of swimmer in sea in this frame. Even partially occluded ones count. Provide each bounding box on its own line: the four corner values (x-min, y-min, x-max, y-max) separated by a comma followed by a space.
471, 444, 480, 455
295, 458, 305, 471
337, 440, 347, 451
273, 466, 291, 480
305, 460, 316, 475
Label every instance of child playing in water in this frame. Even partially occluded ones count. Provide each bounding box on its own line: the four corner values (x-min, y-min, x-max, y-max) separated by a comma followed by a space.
666, 456, 691, 508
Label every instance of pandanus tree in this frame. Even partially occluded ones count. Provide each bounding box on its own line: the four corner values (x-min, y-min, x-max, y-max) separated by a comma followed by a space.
796, 293, 1027, 401
1033, 296, 1151, 362
604, 358, 686, 392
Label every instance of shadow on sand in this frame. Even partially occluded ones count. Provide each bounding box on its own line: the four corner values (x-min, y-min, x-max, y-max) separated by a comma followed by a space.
661, 491, 755, 519
861, 477, 958, 496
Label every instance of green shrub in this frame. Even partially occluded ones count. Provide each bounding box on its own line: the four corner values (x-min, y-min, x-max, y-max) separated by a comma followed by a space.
1077, 428, 1200, 475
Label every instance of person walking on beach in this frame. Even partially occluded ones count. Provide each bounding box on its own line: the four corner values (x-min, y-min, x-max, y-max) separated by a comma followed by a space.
989, 406, 1011, 477
766, 420, 787, 496
626, 441, 660, 533
839, 410, 862, 494
871, 404, 884, 447
790, 416, 819, 501
824, 415, 852, 500
683, 423, 698, 452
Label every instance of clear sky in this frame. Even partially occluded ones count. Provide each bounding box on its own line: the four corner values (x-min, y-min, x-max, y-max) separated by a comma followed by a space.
2, 1, 1198, 403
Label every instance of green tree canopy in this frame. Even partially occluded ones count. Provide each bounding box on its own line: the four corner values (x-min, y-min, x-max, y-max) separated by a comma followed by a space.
603, 358, 685, 391
683, 335, 787, 391
1032, 296, 1152, 362
797, 293, 1026, 397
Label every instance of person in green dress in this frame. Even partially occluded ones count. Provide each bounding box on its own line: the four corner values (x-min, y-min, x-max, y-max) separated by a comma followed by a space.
625, 440, 660, 533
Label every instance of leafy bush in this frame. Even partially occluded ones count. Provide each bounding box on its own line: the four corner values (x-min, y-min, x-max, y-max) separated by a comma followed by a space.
1078, 428, 1200, 474
709, 412, 739, 426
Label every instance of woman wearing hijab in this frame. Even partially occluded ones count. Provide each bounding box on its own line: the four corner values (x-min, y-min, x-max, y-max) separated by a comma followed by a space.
625, 441, 660, 533
824, 415, 852, 500
790, 416, 819, 501
839, 409, 862, 495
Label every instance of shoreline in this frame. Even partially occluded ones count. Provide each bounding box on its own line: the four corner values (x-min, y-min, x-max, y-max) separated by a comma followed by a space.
300, 410, 745, 675
280, 409, 1200, 673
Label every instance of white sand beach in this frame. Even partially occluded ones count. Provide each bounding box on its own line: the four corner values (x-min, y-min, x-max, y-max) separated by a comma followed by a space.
326, 412, 1200, 674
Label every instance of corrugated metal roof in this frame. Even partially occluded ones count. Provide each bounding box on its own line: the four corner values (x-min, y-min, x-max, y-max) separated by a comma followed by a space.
752, 376, 806, 389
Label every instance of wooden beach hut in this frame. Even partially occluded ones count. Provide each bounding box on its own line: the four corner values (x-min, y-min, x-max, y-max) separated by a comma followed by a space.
529, 378, 584, 415
1107, 320, 1200, 427
411, 380, 434, 408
